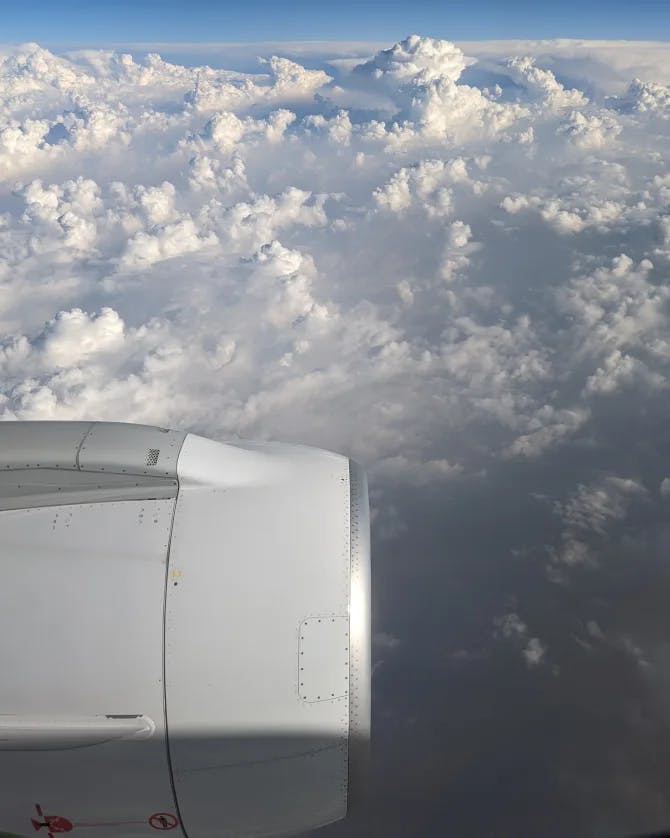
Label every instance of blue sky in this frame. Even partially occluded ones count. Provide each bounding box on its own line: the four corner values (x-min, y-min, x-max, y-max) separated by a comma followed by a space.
1, 0, 667, 43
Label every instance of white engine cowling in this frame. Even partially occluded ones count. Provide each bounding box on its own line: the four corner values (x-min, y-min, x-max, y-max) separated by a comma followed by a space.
0, 421, 370, 838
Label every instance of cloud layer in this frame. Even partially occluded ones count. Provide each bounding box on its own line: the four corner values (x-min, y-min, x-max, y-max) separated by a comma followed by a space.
2, 35, 670, 837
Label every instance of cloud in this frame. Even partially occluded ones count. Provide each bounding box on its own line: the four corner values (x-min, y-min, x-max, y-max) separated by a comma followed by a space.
372, 454, 462, 486
557, 109, 623, 149
1, 35, 666, 480
545, 476, 648, 578
373, 158, 472, 216
374, 631, 401, 650
184, 55, 332, 113
348, 35, 530, 147
554, 476, 647, 537
354, 34, 472, 85
494, 612, 548, 668
505, 55, 588, 110
522, 637, 547, 667
2, 35, 670, 836
0, 42, 95, 97
40, 307, 126, 368
614, 77, 670, 117
556, 256, 668, 363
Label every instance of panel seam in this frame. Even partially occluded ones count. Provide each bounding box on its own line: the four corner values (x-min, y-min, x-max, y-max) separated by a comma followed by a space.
162, 439, 189, 838
75, 421, 96, 471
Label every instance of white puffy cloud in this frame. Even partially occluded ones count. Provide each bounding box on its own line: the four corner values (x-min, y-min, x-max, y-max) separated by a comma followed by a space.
506, 55, 588, 110
584, 349, 666, 395
495, 612, 529, 639
504, 406, 590, 459
122, 216, 218, 267
501, 191, 633, 235
556, 256, 669, 366
614, 77, 670, 117
494, 612, 547, 668
546, 476, 648, 579
187, 152, 248, 195
0, 99, 133, 179
554, 476, 647, 537
187, 108, 296, 155
0, 42, 95, 98
354, 34, 471, 85
558, 109, 623, 149
40, 307, 126, 368
551, 538, 594, 569
246, 240, 332, 329
522, 637, 547, 667
374, 158, 472, 217
440, 220, 478, 281
0, 34, 668, 487
400, 77, 527, 145
184, 55, 331, 113
347, 36, 530, 148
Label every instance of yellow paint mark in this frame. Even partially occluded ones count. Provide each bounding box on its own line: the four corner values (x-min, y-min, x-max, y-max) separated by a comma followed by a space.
170, 569, 182, 579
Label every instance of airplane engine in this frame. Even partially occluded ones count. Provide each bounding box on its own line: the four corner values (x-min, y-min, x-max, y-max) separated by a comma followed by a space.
0, 422, 371, 838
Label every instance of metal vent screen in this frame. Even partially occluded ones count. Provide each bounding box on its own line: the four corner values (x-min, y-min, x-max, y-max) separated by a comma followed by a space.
146, 448, 160, 466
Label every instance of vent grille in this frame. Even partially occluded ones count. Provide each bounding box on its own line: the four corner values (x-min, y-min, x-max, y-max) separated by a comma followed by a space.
146, 448, 160, 466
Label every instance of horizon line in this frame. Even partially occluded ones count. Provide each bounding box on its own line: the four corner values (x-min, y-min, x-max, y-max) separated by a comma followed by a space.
4, 36, 670, 45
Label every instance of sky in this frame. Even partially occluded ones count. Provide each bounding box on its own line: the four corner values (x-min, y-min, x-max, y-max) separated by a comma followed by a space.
2, 27, 670, 838
0, 0, 668, 43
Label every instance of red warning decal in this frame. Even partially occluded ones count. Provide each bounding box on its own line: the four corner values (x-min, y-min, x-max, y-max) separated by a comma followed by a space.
148, 814, 178, 831
32, 806, 73, 838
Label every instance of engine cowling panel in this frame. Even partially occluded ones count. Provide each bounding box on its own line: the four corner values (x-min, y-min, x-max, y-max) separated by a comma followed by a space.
0, 422, 371, 838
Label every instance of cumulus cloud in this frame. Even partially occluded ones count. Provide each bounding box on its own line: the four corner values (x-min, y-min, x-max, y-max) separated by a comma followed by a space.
354, 34, 471, 85
184, 55, 331, 113
557, 109, 623, 149
506, 55, 588, 110
545, 476, 648, 580
373, 157, 471, 216
494, 612, 547, 668
554, 476, 647, 537
2, 34, 670, 836
614, 77, 670, 117
1, 34, 667, 492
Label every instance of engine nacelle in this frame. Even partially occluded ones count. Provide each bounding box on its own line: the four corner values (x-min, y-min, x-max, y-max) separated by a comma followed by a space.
0, 421, 370, 838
